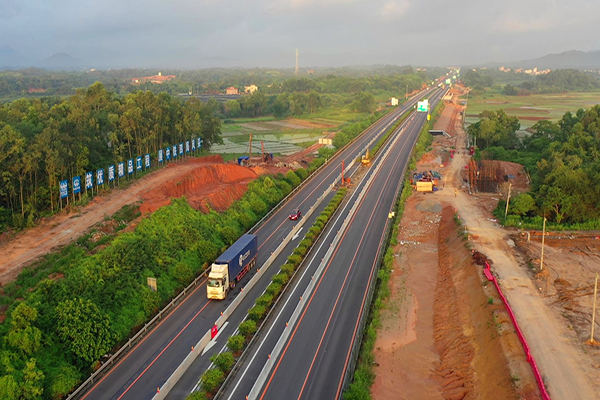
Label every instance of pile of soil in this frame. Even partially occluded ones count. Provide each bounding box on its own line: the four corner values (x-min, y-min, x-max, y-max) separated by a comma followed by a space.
372, 198, 537, 400
433, 206, 537, 400
139, 163, 267, 214
0, 154, 289, 285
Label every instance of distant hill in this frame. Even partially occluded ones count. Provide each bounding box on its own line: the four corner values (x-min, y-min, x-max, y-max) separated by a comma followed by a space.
37, 52, 87, 70
483, 50, 600, 70
516, 50, 600, 69
0, 45, 31, 68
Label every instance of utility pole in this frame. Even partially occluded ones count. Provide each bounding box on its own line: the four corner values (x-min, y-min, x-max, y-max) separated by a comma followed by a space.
540, 217, 547, 270
504, 182, 512, 218
591, 273, 599, 344
295, 49, 299, 75
248, 133, 253, 162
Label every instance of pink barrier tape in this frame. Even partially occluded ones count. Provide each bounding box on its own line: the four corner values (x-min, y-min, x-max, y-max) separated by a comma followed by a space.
484, 262, 551, 400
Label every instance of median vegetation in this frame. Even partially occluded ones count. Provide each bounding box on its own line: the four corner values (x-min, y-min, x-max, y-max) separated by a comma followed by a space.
190, 187, 348, 400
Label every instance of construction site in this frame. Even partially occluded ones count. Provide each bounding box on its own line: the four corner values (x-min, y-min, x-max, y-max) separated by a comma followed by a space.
371, 83, 600, 400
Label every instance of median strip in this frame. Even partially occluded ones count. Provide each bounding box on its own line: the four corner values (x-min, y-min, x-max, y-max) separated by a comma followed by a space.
186, 188, 349, 400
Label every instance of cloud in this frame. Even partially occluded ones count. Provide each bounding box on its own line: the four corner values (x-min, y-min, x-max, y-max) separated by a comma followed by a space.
377, 0, 410, 22
2, 0, 600, 68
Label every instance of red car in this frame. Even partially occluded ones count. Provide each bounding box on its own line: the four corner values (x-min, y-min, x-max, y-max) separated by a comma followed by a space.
289, 208, 301, 220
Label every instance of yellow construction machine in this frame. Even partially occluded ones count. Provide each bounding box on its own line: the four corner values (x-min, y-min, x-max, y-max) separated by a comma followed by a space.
361, 149, 371, 166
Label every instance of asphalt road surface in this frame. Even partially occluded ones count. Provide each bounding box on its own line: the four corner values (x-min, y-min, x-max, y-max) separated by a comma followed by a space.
78, 87, 443, 400
221, 89, 444, 400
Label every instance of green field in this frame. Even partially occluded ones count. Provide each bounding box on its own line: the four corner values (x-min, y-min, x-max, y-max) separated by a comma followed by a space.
465, 91, 600, 130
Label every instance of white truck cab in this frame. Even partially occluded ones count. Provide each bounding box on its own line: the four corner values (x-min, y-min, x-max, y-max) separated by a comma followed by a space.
207, 264, 231, 300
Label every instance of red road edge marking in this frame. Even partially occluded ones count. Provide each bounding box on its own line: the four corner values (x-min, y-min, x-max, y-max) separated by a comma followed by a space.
260, 121, 413, 400
116, 299, 213, 400
302, 127, 412, 400
80, 280, 208, 400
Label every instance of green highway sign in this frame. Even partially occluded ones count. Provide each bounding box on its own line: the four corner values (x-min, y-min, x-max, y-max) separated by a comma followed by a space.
417, 100, 429, 112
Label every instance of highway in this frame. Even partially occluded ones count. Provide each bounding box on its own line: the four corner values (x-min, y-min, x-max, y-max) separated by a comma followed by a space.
220, 89, 444, 400
77, 87, 442, 400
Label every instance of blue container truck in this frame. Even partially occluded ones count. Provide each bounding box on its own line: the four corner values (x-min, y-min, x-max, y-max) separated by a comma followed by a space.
207, 234, 258, 300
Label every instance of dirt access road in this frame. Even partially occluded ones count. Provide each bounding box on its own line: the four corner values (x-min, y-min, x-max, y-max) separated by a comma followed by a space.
372, 87, 599, 400
0, 155, 266, 284
448, 96, 599, 400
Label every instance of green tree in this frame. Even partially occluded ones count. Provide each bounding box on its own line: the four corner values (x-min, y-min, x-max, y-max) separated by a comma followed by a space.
56, 298, 116, 363
273, 94, 290, 118
510, 193, 536, 216
350, 92, 375, 113
21, 358, 44, 400
223, 100, 241, 118
7, 303, 42, 355
0, 375, 19, 400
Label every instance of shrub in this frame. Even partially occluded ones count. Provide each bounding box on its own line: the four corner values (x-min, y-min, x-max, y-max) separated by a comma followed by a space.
293, 245, 307, 257
266, 282, 282, 297
210, 352, 235, 373
295, 168, 308, 180
281, 263, 295, 275
308, 227, 321, 237
201, 368, 224, 393
299, 238, 312, 249
316, 215, 328, 226
227, 334, 245, 353
287, 254, 302, 267
248, 304, 267, 321
272, 272, 290, 286
255, 293, 274, 308
186, 391, 209, 400
285, 170, 301, 187
238, 320, 257, 337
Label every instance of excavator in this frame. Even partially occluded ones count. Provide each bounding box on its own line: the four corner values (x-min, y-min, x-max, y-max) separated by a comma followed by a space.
361, 148, 371, 166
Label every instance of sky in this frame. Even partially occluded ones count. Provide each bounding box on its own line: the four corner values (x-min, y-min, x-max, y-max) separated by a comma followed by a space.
1, 0, 600, 69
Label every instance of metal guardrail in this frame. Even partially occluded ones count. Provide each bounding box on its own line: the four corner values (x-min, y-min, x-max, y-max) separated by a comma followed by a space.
246, 99, 416, 399
154, 170, 343, 399
66, 89, 430, 400
65, 271, 208, 400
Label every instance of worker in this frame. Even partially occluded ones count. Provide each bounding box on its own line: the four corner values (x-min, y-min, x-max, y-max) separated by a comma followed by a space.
454, 189, 458, 198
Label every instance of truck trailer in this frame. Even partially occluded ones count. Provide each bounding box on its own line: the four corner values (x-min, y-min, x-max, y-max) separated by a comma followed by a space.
207, 234, 258, 300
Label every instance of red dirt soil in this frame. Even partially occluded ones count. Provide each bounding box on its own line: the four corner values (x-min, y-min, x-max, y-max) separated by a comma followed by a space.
371, 86, 540, 400
0, 155, 285, 284
140, 164, 265, 214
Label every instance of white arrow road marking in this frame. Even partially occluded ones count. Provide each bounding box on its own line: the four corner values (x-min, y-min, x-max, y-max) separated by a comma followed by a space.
292, 227, 303, 241
201, 322, 229, 356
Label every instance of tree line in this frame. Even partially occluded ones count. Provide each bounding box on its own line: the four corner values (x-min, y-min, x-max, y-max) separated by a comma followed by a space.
463, 68, 600, 96
504, 69, 600, 95
469, 105, 600, 225
1, 67, 430, 100
218, 90, 376, 119
0, 82, 222, 231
